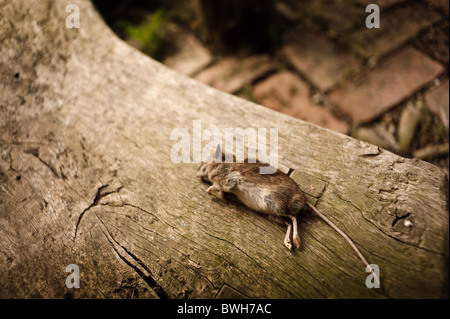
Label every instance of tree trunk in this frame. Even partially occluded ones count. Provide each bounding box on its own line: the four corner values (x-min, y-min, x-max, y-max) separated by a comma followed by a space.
0, 0, 448, 299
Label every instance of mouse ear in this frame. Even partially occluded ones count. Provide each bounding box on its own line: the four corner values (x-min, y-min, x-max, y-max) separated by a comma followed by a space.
213, 144, 222, 161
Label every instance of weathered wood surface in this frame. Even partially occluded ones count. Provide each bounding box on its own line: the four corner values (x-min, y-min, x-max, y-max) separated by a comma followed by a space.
0, 0, 448, 299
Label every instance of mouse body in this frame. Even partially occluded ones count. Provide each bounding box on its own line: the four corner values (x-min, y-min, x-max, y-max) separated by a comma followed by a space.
197, 160, 305, 250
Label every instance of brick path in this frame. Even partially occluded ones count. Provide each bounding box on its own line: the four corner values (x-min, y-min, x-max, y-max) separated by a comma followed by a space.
160, 0, 449, 173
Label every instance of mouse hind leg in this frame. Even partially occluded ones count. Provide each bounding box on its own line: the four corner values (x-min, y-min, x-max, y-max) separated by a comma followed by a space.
287, 194, 305, 250
289, 215, 301, 249
283, 215, 300, 250
283, 219, 293, 250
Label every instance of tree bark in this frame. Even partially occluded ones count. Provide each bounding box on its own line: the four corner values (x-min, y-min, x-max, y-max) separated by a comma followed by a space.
0, 0, 448, 298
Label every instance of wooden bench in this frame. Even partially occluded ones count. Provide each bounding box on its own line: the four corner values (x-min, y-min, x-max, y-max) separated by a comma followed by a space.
0, 0, 447, 298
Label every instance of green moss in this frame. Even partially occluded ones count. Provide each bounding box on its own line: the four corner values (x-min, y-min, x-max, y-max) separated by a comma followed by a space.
119, 9, 172, 60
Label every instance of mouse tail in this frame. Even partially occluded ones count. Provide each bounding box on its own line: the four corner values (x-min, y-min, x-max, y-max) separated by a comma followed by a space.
306, 202, 381, 288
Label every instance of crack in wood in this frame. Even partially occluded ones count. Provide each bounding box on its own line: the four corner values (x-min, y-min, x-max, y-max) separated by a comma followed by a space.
287, 168, 294, 176
391, 208, 411, 227
94, 211, 170, 299
24, 147, 60, 178
74, 184, 123, 241
315, 180, 328, 201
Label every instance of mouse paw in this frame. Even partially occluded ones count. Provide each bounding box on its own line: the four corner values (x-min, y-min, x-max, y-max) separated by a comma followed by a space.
292, 235, 301, 250
284, 238, 292, 250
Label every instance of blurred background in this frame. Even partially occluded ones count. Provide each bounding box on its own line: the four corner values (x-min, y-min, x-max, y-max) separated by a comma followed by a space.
92, 0, 449, 175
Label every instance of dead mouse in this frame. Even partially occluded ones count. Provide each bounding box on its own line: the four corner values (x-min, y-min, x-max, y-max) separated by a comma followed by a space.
197, 145, 379, 286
